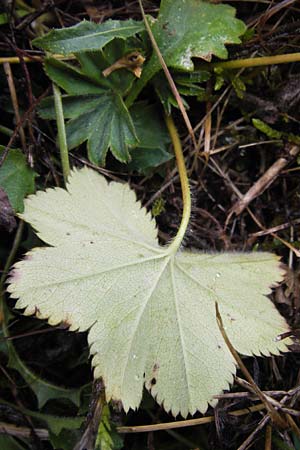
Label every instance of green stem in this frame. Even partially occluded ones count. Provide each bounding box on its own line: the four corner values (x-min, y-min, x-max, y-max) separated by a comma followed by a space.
0, 125, 13, 137
165, 115, 191, 253
52, 83, 70, 184
1, 220, 24, 345
1, 52, 300, 70
202, 52, 300, 71
0, 220, 24, 289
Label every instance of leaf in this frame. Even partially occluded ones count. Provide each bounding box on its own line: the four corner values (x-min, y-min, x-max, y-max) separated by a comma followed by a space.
64, 93, 137, 164
39, 93, 138, 165
40, 44, 141, 165
127, 0, 246, 104
0, 436, 25, 450
252, 119, 283, 140
44, 39, 137, 96
44, 58, 106, 95
151, 0, 246, 68
7, 337, 82, 408
0, 399, 84, 436
39, 96, 170, 168
33, 19, 145, 55
127, 102, 172, 172
95, 405, 123, 450
7, 167, 291, 417
49, 429, 81, 450
0, 147, 36, 212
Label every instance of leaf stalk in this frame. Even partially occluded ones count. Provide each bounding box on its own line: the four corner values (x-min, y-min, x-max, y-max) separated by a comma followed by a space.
53, 82, 70, 184
165, 115, 191, 253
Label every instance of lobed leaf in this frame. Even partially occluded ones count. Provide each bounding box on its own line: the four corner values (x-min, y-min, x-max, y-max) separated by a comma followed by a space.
126, 0, 247, 105
7, 168, 291, 417
65, 93, 137, 164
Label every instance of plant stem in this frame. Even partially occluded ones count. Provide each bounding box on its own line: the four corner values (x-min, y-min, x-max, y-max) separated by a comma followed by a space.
52, 82, 70, 184
0, 54, 69, 64
0, 220, 24, 289
165, 115, 191, 253
203, 52, 300, 71
0, 125, 13, 137
2, 52, 300, 70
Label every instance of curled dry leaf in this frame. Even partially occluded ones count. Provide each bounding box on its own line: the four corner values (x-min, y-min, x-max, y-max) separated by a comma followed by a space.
7, 167, 291, 417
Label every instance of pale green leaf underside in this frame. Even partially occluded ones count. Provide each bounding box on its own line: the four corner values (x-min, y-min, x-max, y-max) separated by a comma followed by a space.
7, 168, 290, 417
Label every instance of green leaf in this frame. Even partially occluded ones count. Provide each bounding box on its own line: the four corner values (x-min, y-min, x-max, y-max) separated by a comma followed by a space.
39, 92, 138, 164
0, 436, 26, 450
39, 41, 142, 165
44, 58, 106, 95
49, 429, 81, 450
44, 39, 137, 96
0, 147, 36, 212
0, 9, 28, 25
39, 99, 170, 169
95, 405, 123, 450
7, 340, 82, 408
33, 19, 145, 55
66, 93, 137, 164
127, 0, 246, 104
7, 167, 291, 417
252, 119, 283, 140
0, 399, 84, 436
128, 103, 172, 172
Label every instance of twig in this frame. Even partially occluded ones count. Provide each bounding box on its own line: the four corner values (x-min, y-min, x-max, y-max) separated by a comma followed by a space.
0, 422, 48, 440
230, 144, 300, 216
265, 425, 272, 450
237, 415, 270, 450
117, 404, 266, 434
3, 62, 27, 151
215, 303, 287, 428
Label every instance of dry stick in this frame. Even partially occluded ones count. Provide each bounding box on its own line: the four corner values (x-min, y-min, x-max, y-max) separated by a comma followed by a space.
250, 218, 300, 237
265, 424, 272, 450
208, 158, 300, 257
203, 81, 212, 158
246, 207, 300, 258
3, 62, 27, 151
237, 415, 271, 450
230, 144, 300, 215
73, 381, 106, 450
137, 0, 196, 149
236, 378, 300, 418
215, 303, 287, 429
0, 422, 48, 440
117, 404, 267, 434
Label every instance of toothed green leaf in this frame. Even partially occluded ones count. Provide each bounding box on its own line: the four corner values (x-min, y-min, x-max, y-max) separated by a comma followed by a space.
33, 19, 144, 54
127, 0, 246, 104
